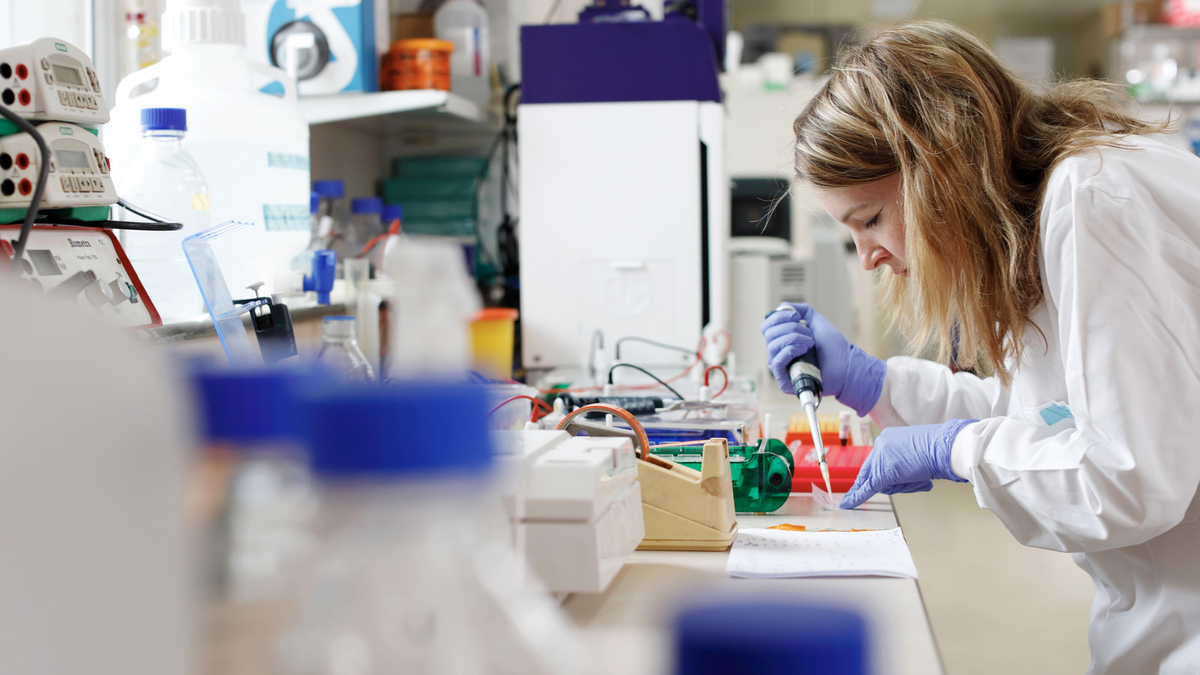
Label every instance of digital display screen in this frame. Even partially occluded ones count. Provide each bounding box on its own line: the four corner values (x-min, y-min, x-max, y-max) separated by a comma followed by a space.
52, 64, 83, 86
56, 148, 89, 169
27, 249, 61, 276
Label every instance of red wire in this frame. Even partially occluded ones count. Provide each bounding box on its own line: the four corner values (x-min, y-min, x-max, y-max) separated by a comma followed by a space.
703, 365, 728, 398
354, 220, 402, 259
488, 394, 553, 423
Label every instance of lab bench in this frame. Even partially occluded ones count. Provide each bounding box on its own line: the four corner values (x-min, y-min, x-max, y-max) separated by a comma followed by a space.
565, 492, 943, 675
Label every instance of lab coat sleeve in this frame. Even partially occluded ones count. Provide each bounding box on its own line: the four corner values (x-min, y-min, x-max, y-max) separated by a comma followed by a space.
952, 185, 1200, 553
869, 356, 1004, 429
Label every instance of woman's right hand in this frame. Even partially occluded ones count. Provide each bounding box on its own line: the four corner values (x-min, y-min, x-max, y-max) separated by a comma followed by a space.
759, 303, 887, 417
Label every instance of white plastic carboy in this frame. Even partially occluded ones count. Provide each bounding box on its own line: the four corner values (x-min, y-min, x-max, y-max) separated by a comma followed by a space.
108, 0, 311, 296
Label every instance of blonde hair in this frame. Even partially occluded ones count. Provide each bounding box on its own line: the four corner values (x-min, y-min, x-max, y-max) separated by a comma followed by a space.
793, 20, 1166, 384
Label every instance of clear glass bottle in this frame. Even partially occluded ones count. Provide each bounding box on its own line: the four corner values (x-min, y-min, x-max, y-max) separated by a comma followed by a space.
187, 366, 321, 675
118, 107, 210, 322
346, 196, 384, 250
311, 179, 348, 243
315, 316, 375, 381
278, 382, 589, 675
291, 190, 332, 271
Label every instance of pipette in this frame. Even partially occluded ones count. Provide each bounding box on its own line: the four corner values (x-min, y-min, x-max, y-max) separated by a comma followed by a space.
770, 304, 832, 495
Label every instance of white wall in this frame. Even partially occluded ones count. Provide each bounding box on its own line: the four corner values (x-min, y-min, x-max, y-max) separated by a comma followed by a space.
0, 0, 90, 51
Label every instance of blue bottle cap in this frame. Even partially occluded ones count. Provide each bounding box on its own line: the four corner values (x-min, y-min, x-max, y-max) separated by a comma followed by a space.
310, 191, 319, 214
189, 367, 325, 445
141, 107, 187, 132
301, 381, 494, 478
382, 204, 403, 222
350, 196, 383, 215
674, 599, 868, 675
312, 180, 345, 199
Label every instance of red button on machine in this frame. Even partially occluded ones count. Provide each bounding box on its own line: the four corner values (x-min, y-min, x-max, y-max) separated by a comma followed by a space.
18, 178, 31, 196
15, 153, 28, 170
15, 63, 28, 80
17, 89, 30, 106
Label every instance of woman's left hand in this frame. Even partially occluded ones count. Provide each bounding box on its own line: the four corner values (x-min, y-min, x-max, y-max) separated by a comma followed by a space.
840, 419, 976, 509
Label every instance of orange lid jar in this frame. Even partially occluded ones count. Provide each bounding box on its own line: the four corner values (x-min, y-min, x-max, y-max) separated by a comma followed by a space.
381, 39, 454, 92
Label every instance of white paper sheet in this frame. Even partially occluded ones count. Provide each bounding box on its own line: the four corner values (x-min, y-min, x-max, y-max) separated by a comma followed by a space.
726, 527, 918, 579
811, 482, 842, 510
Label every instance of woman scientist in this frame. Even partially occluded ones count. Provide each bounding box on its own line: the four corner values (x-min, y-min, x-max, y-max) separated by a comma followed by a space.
761, 20, 1200, 674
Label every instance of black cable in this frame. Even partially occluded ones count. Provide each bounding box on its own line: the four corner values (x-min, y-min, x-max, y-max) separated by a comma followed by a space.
116, 196, 174, 224
608, 363, 685, 400
614, 336, 696, 361
495, 85, 521, 280
49, 217, 182, 231
0, 107, 50, 278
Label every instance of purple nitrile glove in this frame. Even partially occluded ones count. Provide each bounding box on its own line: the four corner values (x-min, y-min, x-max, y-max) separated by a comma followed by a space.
759, 302, 887, 416
839, 419, 975, 510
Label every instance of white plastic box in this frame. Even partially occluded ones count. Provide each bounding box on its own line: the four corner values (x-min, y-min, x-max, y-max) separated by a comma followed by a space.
499, 430, 645, 594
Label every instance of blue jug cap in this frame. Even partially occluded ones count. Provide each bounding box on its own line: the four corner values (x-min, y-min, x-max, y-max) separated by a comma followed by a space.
189, 367, 322, 445
302, 381, 494, 478
312, 180, 345, 199
382, 204, 403, 222
310, 191, 319, 214
351, 197, 383, 215
141, 107, 186, 132
674, 599, 868, 675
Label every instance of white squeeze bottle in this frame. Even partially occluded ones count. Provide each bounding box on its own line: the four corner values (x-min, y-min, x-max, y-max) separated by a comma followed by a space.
118, 107, 209, 322
434, 0, 492, 109
107, 0, 311, 298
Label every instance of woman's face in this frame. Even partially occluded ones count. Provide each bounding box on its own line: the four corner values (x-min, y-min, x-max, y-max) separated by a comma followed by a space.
812, 174, 908, 277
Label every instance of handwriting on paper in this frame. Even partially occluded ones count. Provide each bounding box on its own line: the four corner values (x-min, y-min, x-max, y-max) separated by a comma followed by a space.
726, 527, 918, 579
811, 483, 842, 510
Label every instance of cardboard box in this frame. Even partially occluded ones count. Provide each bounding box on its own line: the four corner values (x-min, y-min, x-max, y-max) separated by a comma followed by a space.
1102, 0, 1165, 39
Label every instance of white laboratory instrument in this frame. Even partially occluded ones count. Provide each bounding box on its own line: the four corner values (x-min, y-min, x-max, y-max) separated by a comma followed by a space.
500, 430, 645, 594
728, 227, 854, 397
0, 38, 108, 125
518, 100, 729, 371
0, 124, 117, 212
0, 225, 161, 328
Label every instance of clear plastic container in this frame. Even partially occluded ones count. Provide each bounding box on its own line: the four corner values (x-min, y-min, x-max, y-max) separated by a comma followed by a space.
385, 238, 481, 379
118, 107, 210, 322
315, 316, 375, 381
434, 0, 492, 109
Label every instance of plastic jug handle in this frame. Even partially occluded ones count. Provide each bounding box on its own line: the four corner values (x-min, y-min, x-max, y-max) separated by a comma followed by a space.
114, 61, 163, 103
245, 60, 299, 105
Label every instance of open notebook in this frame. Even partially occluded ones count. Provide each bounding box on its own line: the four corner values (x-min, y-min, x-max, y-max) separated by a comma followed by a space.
726, 527, 918, 579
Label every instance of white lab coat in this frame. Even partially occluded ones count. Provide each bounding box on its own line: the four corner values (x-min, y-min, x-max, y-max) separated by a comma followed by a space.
870, 135, 1200, 675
